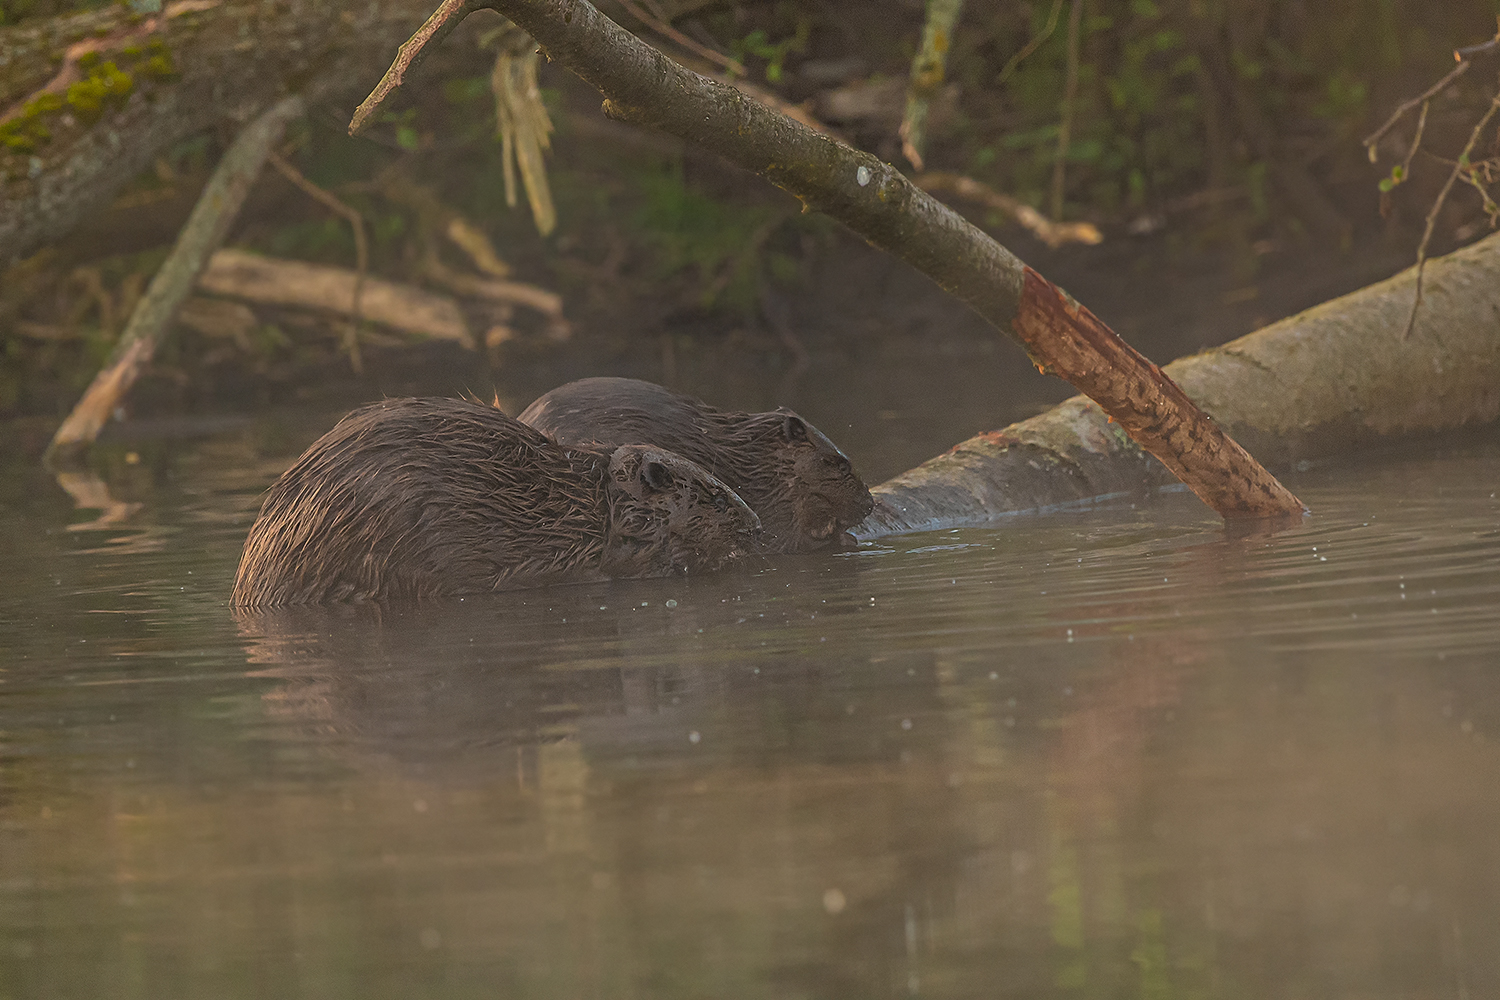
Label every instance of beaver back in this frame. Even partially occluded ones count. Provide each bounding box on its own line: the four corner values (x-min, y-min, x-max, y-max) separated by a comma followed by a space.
232, 398, 759, 606
518, 378, 874, 553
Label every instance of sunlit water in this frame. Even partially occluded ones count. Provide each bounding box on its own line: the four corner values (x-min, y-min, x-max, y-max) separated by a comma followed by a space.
2, 429, 1498, 999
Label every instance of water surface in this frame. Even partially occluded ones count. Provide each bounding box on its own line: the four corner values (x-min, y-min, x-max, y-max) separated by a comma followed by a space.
2, 431, 1498, 999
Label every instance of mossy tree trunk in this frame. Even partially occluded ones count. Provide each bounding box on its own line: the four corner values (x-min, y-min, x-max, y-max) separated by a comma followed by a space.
0, 0, 442, 272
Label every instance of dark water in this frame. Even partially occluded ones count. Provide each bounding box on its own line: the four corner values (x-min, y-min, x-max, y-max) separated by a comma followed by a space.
2, 426, 1498, 1000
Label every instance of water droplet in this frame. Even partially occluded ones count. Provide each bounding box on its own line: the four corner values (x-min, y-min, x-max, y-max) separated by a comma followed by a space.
901, 718, 912, 730
688, 731, 701, 744
856, 165, 871, 186
665, 599, 677, 608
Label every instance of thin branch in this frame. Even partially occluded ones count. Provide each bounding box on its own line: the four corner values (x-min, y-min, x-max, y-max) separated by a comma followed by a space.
1455, 31, 1500, 62
1363, 61, 1470, 156
267, 150, 370, 372
996, 0, 1063, 85
918, 171, 1101, 248
1402, 99, 1430, 180
1404, 89, 1500, 338
612, 0, 745, 76
350, 0, 476, 136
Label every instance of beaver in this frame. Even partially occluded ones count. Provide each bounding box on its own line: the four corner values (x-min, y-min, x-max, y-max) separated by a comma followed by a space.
232, 397, 761, 606
517, 378, 874, 553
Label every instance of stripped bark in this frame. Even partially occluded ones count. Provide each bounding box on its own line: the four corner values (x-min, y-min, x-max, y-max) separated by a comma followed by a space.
352, 0, 1303, 519
44, 95, 304, 465
860, 230, 1500, 537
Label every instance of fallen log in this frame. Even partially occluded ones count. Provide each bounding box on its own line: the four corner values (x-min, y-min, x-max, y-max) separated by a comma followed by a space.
197, 249, 475, 348
859, 230, 1500, 537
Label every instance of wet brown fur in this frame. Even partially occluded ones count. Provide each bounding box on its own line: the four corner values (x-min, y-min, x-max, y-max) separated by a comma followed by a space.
232, 397, 760, 606
518, 378, 874, 553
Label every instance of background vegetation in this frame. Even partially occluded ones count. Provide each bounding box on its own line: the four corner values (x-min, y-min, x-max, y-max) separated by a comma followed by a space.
3, 0, 1500, 420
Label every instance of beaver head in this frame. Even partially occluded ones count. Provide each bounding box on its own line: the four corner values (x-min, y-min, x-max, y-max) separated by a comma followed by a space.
768, 408, 876, 552
517, 378, 874, 554
601, 445, 762, 577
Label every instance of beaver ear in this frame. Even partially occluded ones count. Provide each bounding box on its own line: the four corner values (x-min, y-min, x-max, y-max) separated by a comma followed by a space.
642, 460, 676, 492
783, 414, 809, 443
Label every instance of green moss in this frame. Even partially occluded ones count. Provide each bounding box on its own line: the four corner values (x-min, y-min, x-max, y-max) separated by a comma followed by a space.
138, 52, 175, 79
29, 92, 64, 115
66, 59, 133, 117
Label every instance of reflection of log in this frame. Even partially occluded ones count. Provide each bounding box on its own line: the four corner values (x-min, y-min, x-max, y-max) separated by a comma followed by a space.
859, 232, 1500, 536
198, 250, 475, 348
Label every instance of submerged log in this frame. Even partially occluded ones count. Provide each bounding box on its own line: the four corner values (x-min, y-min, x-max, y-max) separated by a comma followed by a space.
859, 231, 1500, 537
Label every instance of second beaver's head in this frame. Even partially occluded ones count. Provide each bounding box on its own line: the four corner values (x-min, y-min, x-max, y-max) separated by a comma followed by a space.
751, 409, 875, 553
602, 445, 762, 577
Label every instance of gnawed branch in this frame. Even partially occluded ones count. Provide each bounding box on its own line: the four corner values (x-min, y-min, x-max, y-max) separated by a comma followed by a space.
353, 0, 1303, 519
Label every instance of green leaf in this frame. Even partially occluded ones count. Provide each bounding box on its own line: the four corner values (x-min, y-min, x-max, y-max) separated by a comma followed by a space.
396, 126, 420, 152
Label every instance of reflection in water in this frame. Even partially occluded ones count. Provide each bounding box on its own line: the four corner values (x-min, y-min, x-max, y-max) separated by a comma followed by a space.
53, 469, 144, 532
1, 439, 1498, 998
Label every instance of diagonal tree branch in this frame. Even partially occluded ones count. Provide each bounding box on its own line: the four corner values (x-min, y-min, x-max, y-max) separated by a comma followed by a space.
352, 0, 1304, 520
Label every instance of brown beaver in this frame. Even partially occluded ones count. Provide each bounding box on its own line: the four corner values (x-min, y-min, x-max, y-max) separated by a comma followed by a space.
232, 397, 761, 606
517, 378, 874, 552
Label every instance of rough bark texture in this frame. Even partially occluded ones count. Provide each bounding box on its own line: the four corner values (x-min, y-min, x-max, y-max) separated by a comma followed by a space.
0, 0, 442, 272
376, 0, 1299, 519
860, 231, 1500, 536
1013, 267, 1304, 516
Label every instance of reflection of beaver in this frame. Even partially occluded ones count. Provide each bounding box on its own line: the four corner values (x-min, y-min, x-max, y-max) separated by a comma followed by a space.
232, 397, 761, 606
518, 378, 875, 552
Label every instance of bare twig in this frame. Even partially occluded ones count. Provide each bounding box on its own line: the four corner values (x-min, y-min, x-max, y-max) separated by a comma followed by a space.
266, 150, 370, 372
1403, 90, 1500, 338
918, 172, 1101, 248
1455, 33, 1500, 62
996, 0, 1063, 85
1050, 0, 1084, 221
612, 0, 745, 76
350, 0, 475, 136
1362, 62, 1471, 157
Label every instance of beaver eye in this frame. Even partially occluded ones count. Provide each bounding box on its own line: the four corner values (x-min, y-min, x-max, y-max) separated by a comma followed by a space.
713, 493, 729, 512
